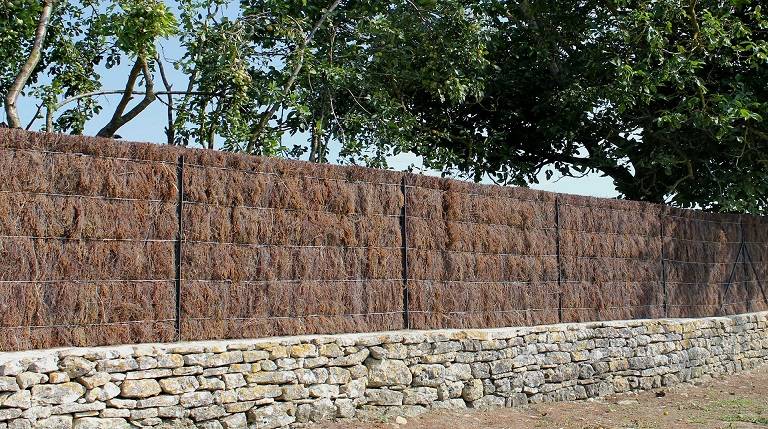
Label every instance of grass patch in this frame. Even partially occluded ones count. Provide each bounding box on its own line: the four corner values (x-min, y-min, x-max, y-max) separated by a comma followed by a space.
720, 414, 768, 425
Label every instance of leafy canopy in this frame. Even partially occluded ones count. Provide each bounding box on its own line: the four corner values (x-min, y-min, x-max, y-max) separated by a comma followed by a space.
2, 0, 767, 213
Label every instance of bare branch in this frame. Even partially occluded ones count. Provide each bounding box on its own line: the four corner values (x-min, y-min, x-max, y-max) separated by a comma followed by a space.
97, 58, 156, 138
246, 0, 343, 153
156, 53, 175, 145
25, 102, 45, 130
4, 0, 55, 128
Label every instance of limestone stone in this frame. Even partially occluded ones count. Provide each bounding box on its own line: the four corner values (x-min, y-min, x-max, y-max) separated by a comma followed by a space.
246, 371, 296, 385
7, 419, 30, 429
308, 384, 339, 399
16, 373, 47, 389
0, 362, 27, 377
222, 374, 246, 390
188, 405, 227, 422
72, 417, 133, 428
329, 349, 369, 367
340, 378, 366, 399
461, 379, 484, 402
77, 373, 110, 389
31, 383, 85, 404
96, 360, 137, 374
135, 395, 178, 408
403, 387, 438, 405
119, 380, 161, 399
28, 356, 58, 374
242, 351, 270, 363
472, 395, 505, 409
0, 378, 18, 392
179, 391, 214, 408
159, 376, 199, 394
33, 415, 72, 429
327, 367, 351, 385
50, 402, 105, 415
280, 385, 309, 401
220, 412, 247, 429
197, 376, 225, 391
2, 391, 31, 409
365, 389, 403, 406
366, 359, 411, 387
410, 364, 445, 387
289, 344, 317, 358
59, 357, 95, 379
0, 409, 21, 422
445, 363, 472, 381
156, 355, 184, 369
47, 373, 70, 384
309, 398, 336, 422
246, 403, 295, 429
97, 383, 120, 402
236, 386, 281, 402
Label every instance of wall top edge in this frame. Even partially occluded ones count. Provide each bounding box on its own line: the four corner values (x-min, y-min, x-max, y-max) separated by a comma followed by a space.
3, 312, 766, 362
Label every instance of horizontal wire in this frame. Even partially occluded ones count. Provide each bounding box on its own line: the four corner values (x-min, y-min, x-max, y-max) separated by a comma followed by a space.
184, 161, 401, 189
664, 259, 766, 265
404, 185, 553, 205
186, 241, 563, 258
0, 145, 178, 167
409, 304, 662, 314
185, 198, 556, 231
402, 213, 555, 231
185, 312, 404, 322
0, 235, 175, 243
184, 278, 402, 285
668, 299, 767, 308
664, 236, 764, 245
0, 279, 172, 284
0, 278, 762, 286
665, 214, 744, 225
0, 189, 170, 204
183, 199, 400, 219
560, 228, 658, 239
0, 319, 176, 330
186, 240, 400, 250
559, 201, 659, 214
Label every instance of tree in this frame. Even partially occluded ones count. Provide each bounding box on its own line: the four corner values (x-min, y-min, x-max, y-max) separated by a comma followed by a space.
332, 0, 768, 212
1, 0, 176, 135
237, 0, 490, 166
3, 0, 766, 214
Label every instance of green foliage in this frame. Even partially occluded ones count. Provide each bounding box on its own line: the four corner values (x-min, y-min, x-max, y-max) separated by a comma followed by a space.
113, 0, 177, 59
3, 0, 767, 213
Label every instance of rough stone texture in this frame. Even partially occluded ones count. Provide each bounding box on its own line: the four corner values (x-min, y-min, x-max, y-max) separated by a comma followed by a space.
0, 312, 767, 428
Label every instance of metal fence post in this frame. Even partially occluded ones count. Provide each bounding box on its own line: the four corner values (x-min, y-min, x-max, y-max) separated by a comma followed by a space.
741, 217, 751, 312
719, 217, 744, 316
660, 207, 668, 318
174, 155, 185, 341
400, 176, 410, 330
555, 196, 563, 323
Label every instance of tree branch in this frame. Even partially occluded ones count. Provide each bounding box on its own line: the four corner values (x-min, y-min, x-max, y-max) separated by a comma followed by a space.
4, 0, 54, 128
25, 102, 45, 130
97, 58, 157, 138
156, 54, 175, 145
246, 0, 343, 153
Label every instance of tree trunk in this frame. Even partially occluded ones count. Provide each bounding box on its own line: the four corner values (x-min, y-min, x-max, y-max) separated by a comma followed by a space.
4, 0, 55, 128
97, 58, 156, 138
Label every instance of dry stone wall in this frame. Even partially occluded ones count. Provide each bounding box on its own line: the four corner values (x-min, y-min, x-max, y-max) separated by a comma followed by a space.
1, 312, 767, 429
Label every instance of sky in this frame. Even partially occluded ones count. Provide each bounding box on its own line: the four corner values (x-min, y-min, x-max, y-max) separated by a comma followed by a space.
8, 1, 619, 200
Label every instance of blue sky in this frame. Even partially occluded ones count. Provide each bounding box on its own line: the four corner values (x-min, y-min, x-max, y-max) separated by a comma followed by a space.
9, 1, 618, 199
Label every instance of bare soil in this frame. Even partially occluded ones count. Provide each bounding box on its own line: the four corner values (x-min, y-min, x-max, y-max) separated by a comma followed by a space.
316, 366, 768, 429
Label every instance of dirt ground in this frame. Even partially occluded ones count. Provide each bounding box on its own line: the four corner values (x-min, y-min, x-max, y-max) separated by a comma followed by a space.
316, 366, 768, 429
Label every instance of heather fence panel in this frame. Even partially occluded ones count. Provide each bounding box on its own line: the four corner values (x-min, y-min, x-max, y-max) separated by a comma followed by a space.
0, 129, 766, 351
